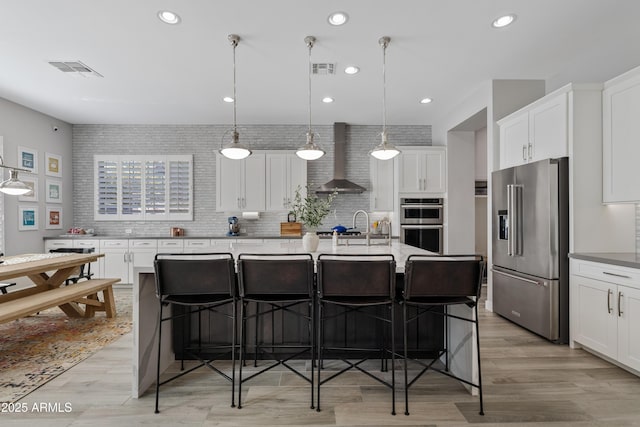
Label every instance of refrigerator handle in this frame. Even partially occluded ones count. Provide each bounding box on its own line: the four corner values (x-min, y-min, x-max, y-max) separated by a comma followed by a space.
507, 184, 523, 257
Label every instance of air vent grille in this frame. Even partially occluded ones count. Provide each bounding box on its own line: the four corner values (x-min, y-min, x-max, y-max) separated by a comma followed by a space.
312, 63, 336, 75
48, 60, 103, 78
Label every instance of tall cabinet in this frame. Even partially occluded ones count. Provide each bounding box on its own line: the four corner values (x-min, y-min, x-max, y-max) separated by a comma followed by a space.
265, 152, 307, 211
216, 153, 266, 211
602, 65, 640, 203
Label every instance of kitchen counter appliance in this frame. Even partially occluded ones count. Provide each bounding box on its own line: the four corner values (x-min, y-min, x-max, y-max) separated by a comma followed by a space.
491, 157, 569, 344
399, 198, 443, 254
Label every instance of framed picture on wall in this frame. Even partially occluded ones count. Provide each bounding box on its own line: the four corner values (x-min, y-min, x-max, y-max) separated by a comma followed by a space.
17, 177, 38, 202
46, 179, 62, 203
18, 146, 38, 174
45, 206, 62, 229
45, 152, 62, 177
18, 206, 38, 231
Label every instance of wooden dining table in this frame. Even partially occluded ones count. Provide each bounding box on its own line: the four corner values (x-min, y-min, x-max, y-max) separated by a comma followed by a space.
0, 252, 106, 318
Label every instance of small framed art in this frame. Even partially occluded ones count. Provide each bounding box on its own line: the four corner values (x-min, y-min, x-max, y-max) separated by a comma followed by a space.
45, 206, 62, 229
18, 206, 38, 231
46, 179, 62, 203
17, 177, 38, 202
45, 152, 62, 177
18, 146, 38, 174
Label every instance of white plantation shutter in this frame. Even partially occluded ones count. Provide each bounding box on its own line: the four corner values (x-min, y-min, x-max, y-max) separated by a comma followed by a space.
94, 155, 192, 221
169, 159, 191, 216
122, 160, 142, 218
144, 160, 166, 216
96, 157, 119, 216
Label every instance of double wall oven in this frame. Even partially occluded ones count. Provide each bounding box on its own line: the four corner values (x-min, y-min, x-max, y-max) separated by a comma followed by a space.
399, 197, 443, 254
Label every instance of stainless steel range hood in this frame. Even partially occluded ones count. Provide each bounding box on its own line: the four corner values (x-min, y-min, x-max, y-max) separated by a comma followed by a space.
316, 122, 366, 194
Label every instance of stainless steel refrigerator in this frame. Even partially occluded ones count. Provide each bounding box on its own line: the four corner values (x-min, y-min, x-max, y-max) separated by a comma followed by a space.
491, 157, 569, 344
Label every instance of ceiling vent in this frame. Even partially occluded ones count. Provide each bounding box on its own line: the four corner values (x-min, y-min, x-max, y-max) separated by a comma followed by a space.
312, 63, 336, 75
48, 61, 103, 78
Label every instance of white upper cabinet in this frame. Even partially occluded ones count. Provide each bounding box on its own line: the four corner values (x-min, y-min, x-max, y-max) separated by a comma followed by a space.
603, 66, 640, 203
265, 152, 307, 211
216, 153, 266, 211
397, 146, 446, 194
370, 157, 394, 211
498, 90, 568, 169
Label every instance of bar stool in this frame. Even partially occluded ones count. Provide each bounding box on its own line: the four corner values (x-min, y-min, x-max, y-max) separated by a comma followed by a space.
153, 252, 237, 414
316, 253, 397, 415
236, 253, 315, 409
401, 254, 485, 416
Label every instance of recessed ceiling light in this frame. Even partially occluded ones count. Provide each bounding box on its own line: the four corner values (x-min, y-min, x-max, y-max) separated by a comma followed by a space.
158, 10, 181, 25
420, 98, 433, 104
328, 11, 349, 26
223, 96, 234, 103
492, 14, 516, 28
322, 97, 334, 103
344, 66, 360, 75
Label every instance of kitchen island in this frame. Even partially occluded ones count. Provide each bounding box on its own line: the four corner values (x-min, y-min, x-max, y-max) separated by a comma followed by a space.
132, 240, 480, 398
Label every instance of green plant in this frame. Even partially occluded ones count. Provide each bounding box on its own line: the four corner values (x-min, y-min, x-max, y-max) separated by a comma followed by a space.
291, 184, 336, 229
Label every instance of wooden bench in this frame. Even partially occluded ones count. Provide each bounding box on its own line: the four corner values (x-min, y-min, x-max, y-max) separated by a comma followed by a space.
0, 278, 120, 324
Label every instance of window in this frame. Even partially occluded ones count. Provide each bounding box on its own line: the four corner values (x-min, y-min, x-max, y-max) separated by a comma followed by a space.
94, 155, 192, 221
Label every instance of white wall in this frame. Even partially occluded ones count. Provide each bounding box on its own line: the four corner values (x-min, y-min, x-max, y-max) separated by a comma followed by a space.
446, 131, 475, 254
0, 97, 72, 255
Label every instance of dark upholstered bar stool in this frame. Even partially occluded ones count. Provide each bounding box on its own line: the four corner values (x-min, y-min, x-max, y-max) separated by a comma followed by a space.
236, 253, 315, 409
401, 254, 485, 416
153, 253, 237, 414
316, 253, 397, 415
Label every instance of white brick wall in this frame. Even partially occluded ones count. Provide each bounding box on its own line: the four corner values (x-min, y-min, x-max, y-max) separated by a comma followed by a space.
73, 124, 431, 236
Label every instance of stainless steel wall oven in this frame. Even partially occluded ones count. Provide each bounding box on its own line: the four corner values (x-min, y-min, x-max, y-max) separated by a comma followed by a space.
399, 198, 443, 254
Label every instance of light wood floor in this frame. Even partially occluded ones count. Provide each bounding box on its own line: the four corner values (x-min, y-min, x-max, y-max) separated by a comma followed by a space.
4, 288, 640, 426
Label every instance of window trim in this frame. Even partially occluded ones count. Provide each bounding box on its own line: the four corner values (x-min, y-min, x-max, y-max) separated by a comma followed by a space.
94, 154, 193, 221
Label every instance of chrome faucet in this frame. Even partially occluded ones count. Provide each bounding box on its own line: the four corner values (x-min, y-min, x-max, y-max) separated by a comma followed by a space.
352, 209, 370, 246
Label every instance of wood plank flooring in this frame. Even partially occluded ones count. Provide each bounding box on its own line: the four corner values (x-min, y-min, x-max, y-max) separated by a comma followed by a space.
3, 287, 640, 426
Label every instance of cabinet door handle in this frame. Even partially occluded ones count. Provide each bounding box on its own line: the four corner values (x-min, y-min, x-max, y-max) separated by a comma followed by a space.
522, 145, 527, 161
123, 253, 127, 263
618, 291, 623, 317
607, 289, 613, 314
603, 271, 631, 279
528, 143, 533, 160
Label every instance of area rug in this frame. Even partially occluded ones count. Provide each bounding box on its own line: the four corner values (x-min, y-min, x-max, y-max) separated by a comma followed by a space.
0, 287, 132, 403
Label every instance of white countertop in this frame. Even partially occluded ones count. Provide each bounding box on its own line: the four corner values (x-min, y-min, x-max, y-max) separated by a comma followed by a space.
184, 240, 436, 272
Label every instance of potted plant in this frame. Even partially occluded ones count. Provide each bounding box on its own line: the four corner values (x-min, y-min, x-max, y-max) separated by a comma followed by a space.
291, 184, 336, 251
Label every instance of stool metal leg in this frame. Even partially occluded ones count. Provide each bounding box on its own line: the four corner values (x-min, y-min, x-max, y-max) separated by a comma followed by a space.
154, 302, 163, 414
390, 303, 396, 416
475, 303, 484, 415
238, 301, 246, 409
403, 302, 409, 416
316, 301, 323, 412
231, 299, 237, 408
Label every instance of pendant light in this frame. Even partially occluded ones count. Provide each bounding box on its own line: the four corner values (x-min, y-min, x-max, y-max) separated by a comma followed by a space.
296, 36, 325, 161
220, 34, 252, 160
370, 36, 400, 161
0, 156, 32, 196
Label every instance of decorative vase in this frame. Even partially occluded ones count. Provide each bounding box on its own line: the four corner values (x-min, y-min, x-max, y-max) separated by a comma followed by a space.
302, 231, 320, 252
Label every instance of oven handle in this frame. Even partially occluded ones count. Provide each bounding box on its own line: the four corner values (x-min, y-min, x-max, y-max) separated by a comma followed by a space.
400, 224, 443, 229
400, 204, 443, 209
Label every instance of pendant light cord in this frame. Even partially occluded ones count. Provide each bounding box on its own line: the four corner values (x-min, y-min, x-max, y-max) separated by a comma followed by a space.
232, 37, 238, 134
305, 36, 315, 136
380, 37, 389, 134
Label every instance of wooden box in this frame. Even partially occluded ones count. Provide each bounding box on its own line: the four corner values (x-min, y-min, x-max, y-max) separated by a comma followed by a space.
280, 222, 302, 236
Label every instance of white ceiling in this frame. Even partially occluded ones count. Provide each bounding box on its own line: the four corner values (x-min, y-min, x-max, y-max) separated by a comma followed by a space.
1, 0, 640, 126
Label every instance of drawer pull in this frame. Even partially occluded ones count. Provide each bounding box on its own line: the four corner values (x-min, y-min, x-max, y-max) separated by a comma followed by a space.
607, 289, 613, 314
603, 271, 631, 279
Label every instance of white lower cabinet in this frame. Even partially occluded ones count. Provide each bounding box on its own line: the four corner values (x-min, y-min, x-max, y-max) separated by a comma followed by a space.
571, 259, 640, 373
100, 240, 130, 284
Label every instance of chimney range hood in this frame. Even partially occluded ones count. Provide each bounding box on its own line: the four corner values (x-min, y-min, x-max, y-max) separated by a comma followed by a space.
316, 122, 366, 194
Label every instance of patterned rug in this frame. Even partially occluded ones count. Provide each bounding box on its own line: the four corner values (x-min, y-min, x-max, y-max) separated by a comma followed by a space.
0, 287, 132, 403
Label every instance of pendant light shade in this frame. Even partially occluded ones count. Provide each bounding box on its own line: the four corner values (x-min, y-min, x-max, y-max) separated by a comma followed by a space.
0, 157, 32, 196
296, 36, 325, 161
220, 34, 251, 160
370, 36, 400, 161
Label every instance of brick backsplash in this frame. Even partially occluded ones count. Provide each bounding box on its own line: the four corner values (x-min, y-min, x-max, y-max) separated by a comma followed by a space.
72, 124, 431, 237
